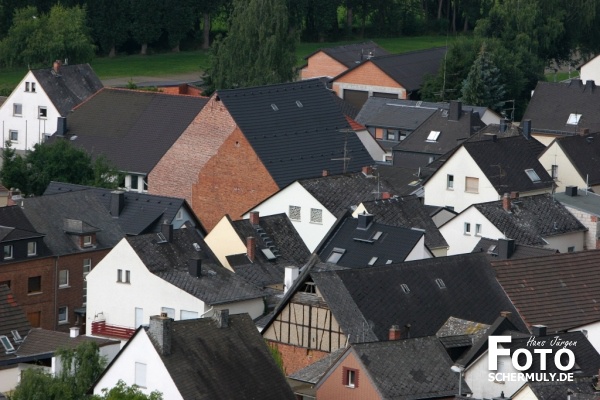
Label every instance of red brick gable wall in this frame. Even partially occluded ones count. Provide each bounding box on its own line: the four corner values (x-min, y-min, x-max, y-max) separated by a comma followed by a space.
149, 95, 236, 203
192, 127, 279, 231
301, 52, 348, 80
332, 62, 404, 96
317, 351, 380, 400
266, 341, 330, 375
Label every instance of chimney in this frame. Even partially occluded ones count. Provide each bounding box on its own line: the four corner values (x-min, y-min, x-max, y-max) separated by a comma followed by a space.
449, 100, 462, 121
565, 186, 578, 197
499, 119, 507, 133
522, 119, 531, 140
110, 190, 125, 217
249, 211, 259, 225
53, 59, 62, 74
500, 311, 512, 318
188, 258, 201, 278
497, 238, 515, 260
362, 166, 373, 176
69, 327, 80, 338
322, 169, 329, 177
247, 237, 256, 261
56, 116, 67, 136
510, 191, 519, 199
149, 314, 172, 355
389, 325, 401, 340
161, 220, 173, 243
381, 192, 391, 200
357, 212, 374, 230
213, 309, 229, 328
502, 193, 511, 212
585, 80, 595, 93
178, 83, 188, 95
531, 325, 547, 337
284, 266, 299, 294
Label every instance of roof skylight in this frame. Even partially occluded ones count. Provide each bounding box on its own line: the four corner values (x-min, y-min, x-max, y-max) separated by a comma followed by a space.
327, 247, 346, 264
426, 131, 441, 142
567, 113, 582, 125
525, 169, 541, 183
368, 256, 378, 266
0, 335, 15, 353
435, 278, 446, 289
401, 284, 410, 294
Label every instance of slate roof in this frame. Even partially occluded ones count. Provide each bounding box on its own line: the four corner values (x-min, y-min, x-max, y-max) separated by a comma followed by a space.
555, 188, 600, 216
217, 79, 373, 188
309, 252, 527, 343
373, 165, 428, 196
59, 88, 208, 174
0, 206, 47, 244
522, 80, 600, 134
492, 250, 600, 332
307, 41, 390, 68
347, 337, 471, 399
289, 348, 346, 384
43, 181, 202, 235
127, 225, 264, 305
150, 314, 295, 400
473, 194, 587, 246
16, 328, 117, 358
541, 131, 600, 185
472, 237, 558, 259
359, 196, 448, 250
31, 63, 103, 116
462, 135, 553, 195
0, 284, 30, 364
21, 191, 125, 256
523, 377, 600, 399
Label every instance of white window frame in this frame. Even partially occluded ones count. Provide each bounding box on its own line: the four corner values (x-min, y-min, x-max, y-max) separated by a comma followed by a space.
464, 222, 471, 235
83, 258, 92, 274
27, 241, 37, 256
83, 235, 92, 247
31, 82, 36, 92
447, 174, 454, 190
13, 103, 22, 117
176, 209, 183, 220
0, 335, 15, 353
475, 224, 482, 236
426, 130, 441, 142
25, 82, 30, 92
117, 269, 123, 282
38, 106, 47, 119
58, 270, 69, 287
9, 130, 18, 142
135, 362, 147, 387
58, 306, 68, 324
3, 245, 13, 260
525, 168, 541, 183
347, 369, 356, 388
567, 113, 581, 125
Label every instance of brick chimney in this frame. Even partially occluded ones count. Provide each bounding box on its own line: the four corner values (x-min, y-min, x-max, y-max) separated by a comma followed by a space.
249, 211, 259, 225
389, 325, 401, 340
531, 325, 547, 337
53, 59, 62, 74
149, 314, 172, 355
322, 169, 329, 177
213, 309, 229, 328
362, 166, 373, 176
448, 100, 462, 121
381, 192, 391, 200
247, 237, 256, 262
502, 193, 511, 212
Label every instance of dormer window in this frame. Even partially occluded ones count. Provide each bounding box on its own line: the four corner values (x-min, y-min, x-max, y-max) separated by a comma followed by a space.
27, 242, 37, 256
525, 169, 541, 183
567, 113, 581, 125
3, 245, 13, 260
426, 130, 441, 142
83, 235, 93, 247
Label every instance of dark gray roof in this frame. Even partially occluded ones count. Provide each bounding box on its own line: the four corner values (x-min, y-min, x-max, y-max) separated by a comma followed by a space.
31, 64, 103, 116
289, 348, 345, 384
373, 165, 427, 197
524, 377, 600, 399
555, 188, 600, 216
16, 328, 117, 358
59, 88, 208, 174
21, 191, 125, 256
472, 237, 558, 259
463, 135, 553, 195
217, 79, 373, 188
152, 314, 296, 400
43, 181, 202, 235
360, 196, 448, 250
0, 205, 46, 243
309, 41, 389, 68
349, 337, 470, 399
542, 132, 600, 185
0, 284, 31, 364
522, 80, 600, 134
127, 226, 264, 305
311, 252, 527, 342
473, 194, 587, 246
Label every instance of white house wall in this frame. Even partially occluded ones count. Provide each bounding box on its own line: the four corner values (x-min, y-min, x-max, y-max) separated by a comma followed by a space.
542, 231, 585, 254
93, 330, 183, 399
538, 142, 587, 192
245, 182, 337, 252
465, 350, 525, 399
569, 322, 600, 355
0, 364, 47, 393
404, 234, 432, 261
580, 55, 600, 84
205, 216, 246, 270
439, 207, 503, 256
511, 385, 538, 400
561, 204, 599, 250
355, 129, 386, 161
0, 72, 59, 151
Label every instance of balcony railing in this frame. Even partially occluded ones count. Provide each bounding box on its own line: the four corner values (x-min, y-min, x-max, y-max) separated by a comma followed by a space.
91, 321, 135, 340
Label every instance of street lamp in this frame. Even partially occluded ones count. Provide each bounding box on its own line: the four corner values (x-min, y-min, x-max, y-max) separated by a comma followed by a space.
451, 364, 465, 396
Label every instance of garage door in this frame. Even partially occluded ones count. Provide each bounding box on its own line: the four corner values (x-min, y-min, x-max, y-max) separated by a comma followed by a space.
343, 89, 369, 109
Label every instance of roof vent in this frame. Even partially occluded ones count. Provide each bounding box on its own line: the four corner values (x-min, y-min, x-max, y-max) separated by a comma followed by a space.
435, 278, 446, 289
400, 284, 410, 294
271, 104, 279, 111
296, 100, 303, 108
193, 242, 201, 251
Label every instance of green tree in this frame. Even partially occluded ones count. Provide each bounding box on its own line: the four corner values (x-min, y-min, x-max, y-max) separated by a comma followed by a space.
129, 0, 163, 55
86, 0, 130, 57
91, 380, 163, 400
460, 43, 505, 112
208, 0, 298, 90
162, 0, 196, 52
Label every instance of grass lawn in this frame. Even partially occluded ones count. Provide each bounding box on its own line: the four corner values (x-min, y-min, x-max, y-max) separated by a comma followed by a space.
0, 35, 451, 92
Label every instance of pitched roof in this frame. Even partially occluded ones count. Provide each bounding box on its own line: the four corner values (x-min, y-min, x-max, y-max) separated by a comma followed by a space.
289, 348, 346, 384
217, 79, 373, 188
523, 377, 600, 399
472, 237, 558, 259
0, 205, 47, 244
21, 191, 125, 256
309, 41, 389, 68
310, 253, 527, 342
16, 328, 117, 358
522, 80, 600, 134
462, 135, 553, 195
473, 194, 587, 246
126, 225, 264, 305
492, 250, 600, 332
372, 165, 427, 197
43, 181, 202, 235
360, 196, 448, 250
554, 188, 600, 216
31, 63, 103, 116
318, 213, 425, 267
0, 284, 30, 363
150, 314, 296, 400
61, 88, 208, 174
545, 131, 600, 185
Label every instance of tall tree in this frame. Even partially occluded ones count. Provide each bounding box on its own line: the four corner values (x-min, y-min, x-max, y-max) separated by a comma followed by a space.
86, 0, 130, 57
129, 0, 163, 55
460, 43, 506, 112
162, 0, 196, 52
208, 0, 297, 90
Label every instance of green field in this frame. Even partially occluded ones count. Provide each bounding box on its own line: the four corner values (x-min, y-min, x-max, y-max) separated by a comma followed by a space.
0, 35, 451, 93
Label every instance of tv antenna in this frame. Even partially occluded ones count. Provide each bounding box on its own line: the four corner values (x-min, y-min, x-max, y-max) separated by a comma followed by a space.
332, 128, 353, 173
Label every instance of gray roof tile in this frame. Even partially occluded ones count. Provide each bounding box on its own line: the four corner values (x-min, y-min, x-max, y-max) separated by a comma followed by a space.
316, 41, 389, 68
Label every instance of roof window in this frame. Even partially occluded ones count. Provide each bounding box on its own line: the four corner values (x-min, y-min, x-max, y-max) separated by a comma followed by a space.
296, 100, 303, 108
435, 278, 446, 289
426, 131, 441, 142
567, 113, 581, 125
0, 335, 15, 353
327, 247, 346, 264
271, 104, 279, 111
525, 169, 541, 183
368, 256, 378, 266
401, 284, 410, 294
372, 231, 383, 241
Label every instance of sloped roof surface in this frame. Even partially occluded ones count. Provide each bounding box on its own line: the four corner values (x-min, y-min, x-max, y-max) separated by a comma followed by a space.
0, 284, 31, 363
217, 80, 373, 188
555, 188, 600, 215
31, 64, 103, 116
289, 348, 345, 384
155, 314, 296, 400
474, 194, 587, 246
551, 132, 600, 185
472, 237, 557, 259
526, 377, 600, 399
62, 88, 208, 174
374, 165, 429, 196
0, 205, 46, 243
463, 135, 553, 194
492, 250, 600, 332
315, 41, 389, 68
311, 253, 526, 342
17, 328, 117, 357
127, 226, 264, 305
522, 80, 600, 134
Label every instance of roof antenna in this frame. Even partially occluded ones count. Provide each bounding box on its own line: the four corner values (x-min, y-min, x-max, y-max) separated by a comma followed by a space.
332, 128, 353, 173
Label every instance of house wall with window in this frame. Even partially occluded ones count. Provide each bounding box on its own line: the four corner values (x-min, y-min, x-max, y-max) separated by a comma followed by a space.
538, 141, 588, 193
316, 350, 380, 400
542, 231, 585, 254
439, 206, 503, 256
0, 72, 58, 151
464, 348, 525, 399
424, 146, 500, 213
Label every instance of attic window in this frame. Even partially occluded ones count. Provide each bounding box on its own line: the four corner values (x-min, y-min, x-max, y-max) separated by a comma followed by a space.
368, 256, 378, 266
567, 113, 582, 125
157, 232, 167, 243
525, 169, 541, 183
271, 104, 279, 111
386, 260, 393, 264
11, 330, 23, 343
487, 245, 497, 254
401, 284, 410, 294
435, 278, 446, 289
372, 231, 383, 241
296, 100, 303, 108
327, 247, 346, 264
0, 335, 15, 353
426, 131, 441, 142
261, 248, 277, 260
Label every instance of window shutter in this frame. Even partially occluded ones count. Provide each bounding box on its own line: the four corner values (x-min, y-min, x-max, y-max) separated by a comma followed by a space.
465, 177, 479, 193
342, 367, 348, 385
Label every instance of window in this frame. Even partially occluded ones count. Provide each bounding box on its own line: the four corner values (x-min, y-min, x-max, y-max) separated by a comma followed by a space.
28, 276, 42, 293
426, 130, 441, 142
118, 269, 131, 283
3, 245, 13, 260
343, 367, 359, 388
58, 306, 68, 324
176, 209, 183, 220
465, 177, 479, 193
568, 246, 575, 253
58, 270, 69, 287
27, 241, 37, 256
13, 103, 22, 116
135, 362, 147, 387
368, 256, 378, 266
83, 235, 92, 247
310, 208, 323, 224
31, 82, 36, 92
38, 106, 47, 119
551, 165, 558, 180
9, 130, 18, 142
435, 278, 446, 289
83, 258, 92, 274
0, 280, 10, 288
125, 270, 130, 283
25, 82, 30, 92
525, 169, 541, 183
464, 222, 471, 234
567, 113, 582, 125
0, 335, 15, 353
130, 176, 139, 190
117, 269, 122, 282
386, 130, 398, 141
401, 284, 410, 294
447, 174, 454, 189
327, 247, 345, 264
289, 205, 301, 221
475, 224, 482, 236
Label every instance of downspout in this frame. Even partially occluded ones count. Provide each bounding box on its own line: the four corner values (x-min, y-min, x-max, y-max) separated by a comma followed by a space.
54, 255, 59, 330
200, 306, 214, 318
